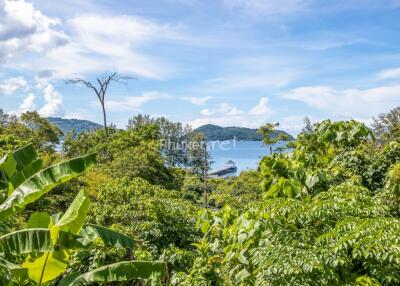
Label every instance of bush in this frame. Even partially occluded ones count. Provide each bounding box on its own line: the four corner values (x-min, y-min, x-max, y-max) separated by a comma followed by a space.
89, 177, 201, 257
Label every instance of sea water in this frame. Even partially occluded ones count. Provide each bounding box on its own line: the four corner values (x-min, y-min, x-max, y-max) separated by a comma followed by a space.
207, 140, 285, 176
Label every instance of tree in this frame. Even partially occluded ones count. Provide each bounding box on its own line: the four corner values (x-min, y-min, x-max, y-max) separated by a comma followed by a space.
127, 114, 154, 130
0, 109, 9, 129
66, 72, 135, 137
20, 111, 63, 152
301, 116, 314, 134
127, 114, 193, 167
187, 132, 213, 206
372, 106, 400, 143
258, 122, 290, 153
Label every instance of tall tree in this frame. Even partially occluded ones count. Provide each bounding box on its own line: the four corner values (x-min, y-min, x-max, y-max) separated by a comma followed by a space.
258, 122, 290, 153
20, 111, 62, 152
0, 109, 9, 129
372, 106, 400, 143
66, 73, 134, 137
127, 114, 192, 167
302, 116, 314, 134
127, 114, 154, 130
187, 132, 213, 206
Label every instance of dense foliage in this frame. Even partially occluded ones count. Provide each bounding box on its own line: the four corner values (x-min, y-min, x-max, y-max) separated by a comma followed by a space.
89, 178, 200, 256
175, 119, 400, 286
0, 108, 399, 285
0, 145, 166, 285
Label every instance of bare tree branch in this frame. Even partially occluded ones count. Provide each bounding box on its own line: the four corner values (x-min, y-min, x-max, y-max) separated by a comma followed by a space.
65, 72, 136, 137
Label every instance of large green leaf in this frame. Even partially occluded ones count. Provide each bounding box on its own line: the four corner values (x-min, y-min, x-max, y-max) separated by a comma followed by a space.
8, 144, 37, 172
27, 212, 51, 229
0, 144, 37, 178
9, 159, 43, 194
0, 153, 17, 180
0, 256, 29, 282
0, 153, 96, 222
80, 224, 136, 249
0, 229, 86, 257
0, 229, 51, 256
60, 260, 167, 285
22, 251, 67, 284
55, 190, 90, 235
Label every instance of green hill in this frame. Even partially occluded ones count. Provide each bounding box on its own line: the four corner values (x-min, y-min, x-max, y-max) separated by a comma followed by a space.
194, 124, 294, 141
47, 117, 102, 134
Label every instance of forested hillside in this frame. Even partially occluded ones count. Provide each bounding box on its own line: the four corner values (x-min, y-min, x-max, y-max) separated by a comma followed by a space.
0, 108, 399, 285
47, 117, 102, 134
194, 124, 294, 141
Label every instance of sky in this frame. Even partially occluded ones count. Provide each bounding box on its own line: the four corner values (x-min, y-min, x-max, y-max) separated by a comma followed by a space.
1, 0, 400, 135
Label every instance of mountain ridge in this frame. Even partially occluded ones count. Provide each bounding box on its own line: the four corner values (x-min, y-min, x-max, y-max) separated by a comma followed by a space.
194, 124, 293, 141
47, 117, 102, 134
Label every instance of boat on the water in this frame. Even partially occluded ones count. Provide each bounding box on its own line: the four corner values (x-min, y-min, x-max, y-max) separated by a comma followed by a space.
209, 160, 237, 176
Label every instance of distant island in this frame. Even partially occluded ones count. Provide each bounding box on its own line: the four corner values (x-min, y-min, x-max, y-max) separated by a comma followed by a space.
47, 117, 102, 134
194, 124, 294, 141
47, 118, 293, 141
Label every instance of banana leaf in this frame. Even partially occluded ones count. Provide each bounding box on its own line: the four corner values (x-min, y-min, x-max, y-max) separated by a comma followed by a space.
9, 159, 42, 194
0, 144, 37, 178
0, 229, 86, 257
0, 153, 96, 222
55, 190, 90, 235
80, 224, 136, 249
22, 251, 67, 285
60, 260, 167, 285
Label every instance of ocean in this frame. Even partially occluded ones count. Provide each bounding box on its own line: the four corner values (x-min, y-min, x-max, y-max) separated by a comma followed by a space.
207, 140, 284, 176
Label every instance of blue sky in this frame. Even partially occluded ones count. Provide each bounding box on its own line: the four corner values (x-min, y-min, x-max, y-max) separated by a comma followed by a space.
1, 0, 400, 134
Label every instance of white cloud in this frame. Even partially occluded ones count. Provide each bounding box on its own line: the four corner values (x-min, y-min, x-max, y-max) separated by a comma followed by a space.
0, 1, 191, 79
249, 97, 272, 116
0, 0, 68, 64
377, 68, 400, 80
193, 97, 273, 128
38, 83, 64, 116
0, 76, 27, 95
22, 14, 185, 79
19, 93, 35, 112
279, 115, 313, 135
200, 102, 245, 117
283, 85, 400, 118
190, 114, 268, 129
107, 91, 169, 111
200, 108, 214, 116
181, 96, 212, 106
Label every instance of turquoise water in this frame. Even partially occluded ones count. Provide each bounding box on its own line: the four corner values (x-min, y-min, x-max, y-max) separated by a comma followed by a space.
207, 140, 274, 176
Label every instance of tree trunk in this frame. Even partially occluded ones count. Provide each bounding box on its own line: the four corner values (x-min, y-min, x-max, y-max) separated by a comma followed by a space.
203, 146, 208, 207
101, 101, 108, 138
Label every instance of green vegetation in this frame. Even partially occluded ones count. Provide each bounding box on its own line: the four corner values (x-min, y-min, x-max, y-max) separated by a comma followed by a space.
0, 107, 399, 285
194, 124, 293, 141
0, 145, 166, 285
175, 119, 400, 286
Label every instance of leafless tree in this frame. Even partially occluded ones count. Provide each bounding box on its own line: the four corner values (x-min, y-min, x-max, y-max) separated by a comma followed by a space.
66, 72, 135, 137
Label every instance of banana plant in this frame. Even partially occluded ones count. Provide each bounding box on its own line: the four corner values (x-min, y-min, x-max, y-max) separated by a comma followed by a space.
0, 145, 167, 285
